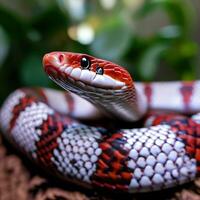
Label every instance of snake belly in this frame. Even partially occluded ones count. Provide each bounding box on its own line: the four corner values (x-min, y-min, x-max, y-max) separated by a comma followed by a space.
0, 52, 200, 193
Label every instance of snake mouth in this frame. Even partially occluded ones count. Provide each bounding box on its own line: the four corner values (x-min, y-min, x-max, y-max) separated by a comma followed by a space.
60, 66, 124, 89
43, 53, 126, 90
46, 65, 126, 90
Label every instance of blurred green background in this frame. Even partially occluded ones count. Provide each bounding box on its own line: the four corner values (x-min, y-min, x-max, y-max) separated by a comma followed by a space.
0, 0, 199, 103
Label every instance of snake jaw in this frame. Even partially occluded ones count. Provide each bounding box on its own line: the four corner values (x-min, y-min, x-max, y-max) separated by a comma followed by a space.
43, 52, 127, 90
61, 66, 125, 89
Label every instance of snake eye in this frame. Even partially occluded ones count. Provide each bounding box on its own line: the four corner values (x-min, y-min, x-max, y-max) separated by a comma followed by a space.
96, 66, 104, 75
81, 57, 91, 69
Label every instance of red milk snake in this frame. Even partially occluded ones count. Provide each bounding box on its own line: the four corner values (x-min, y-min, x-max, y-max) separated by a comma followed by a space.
0, 51, 200, 192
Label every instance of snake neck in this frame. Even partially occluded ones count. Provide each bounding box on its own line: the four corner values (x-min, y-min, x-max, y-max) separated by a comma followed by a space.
80, 86, 147, 122
98, 85, 148, 122
50, 75, 148, 122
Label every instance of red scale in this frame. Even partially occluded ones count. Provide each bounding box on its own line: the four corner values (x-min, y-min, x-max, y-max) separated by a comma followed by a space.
92, 132, 133, 191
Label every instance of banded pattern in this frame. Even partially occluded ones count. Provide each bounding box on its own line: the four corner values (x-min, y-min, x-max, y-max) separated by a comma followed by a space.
0, 87, 200, 192
1, 52, 200, 193
124, 125, 196, 192
51, 125, 104, 183
136, 81, 200, 113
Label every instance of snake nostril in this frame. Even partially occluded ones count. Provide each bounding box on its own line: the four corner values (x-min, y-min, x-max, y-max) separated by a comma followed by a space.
58, 54, 65, 64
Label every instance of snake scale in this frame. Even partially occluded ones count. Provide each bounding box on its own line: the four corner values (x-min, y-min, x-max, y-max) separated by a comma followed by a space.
1, 51, 200, 193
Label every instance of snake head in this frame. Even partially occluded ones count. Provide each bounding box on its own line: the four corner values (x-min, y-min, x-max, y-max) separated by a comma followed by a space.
43, 52, 133, 90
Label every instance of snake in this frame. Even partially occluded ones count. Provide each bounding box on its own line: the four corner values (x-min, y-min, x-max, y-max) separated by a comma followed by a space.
0, 51, 200, 193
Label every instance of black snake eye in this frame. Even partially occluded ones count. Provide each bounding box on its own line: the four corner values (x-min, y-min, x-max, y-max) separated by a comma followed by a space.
96, 66, 104, 75
81, 57, 91, 69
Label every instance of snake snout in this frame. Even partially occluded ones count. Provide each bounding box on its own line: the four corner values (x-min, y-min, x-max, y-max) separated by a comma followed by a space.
43, 52, 67, 69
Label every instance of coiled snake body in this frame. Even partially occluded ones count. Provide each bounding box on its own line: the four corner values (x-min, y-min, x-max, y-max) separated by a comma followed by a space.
1, 52, 200, 192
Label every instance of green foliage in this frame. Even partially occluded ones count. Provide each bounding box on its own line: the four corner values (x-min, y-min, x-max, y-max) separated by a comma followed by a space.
138, 43, 168, 80
0, 26, 9, 66
20, 54, 50, 86
90, 15, 132, 61
0, 0, 199, 103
